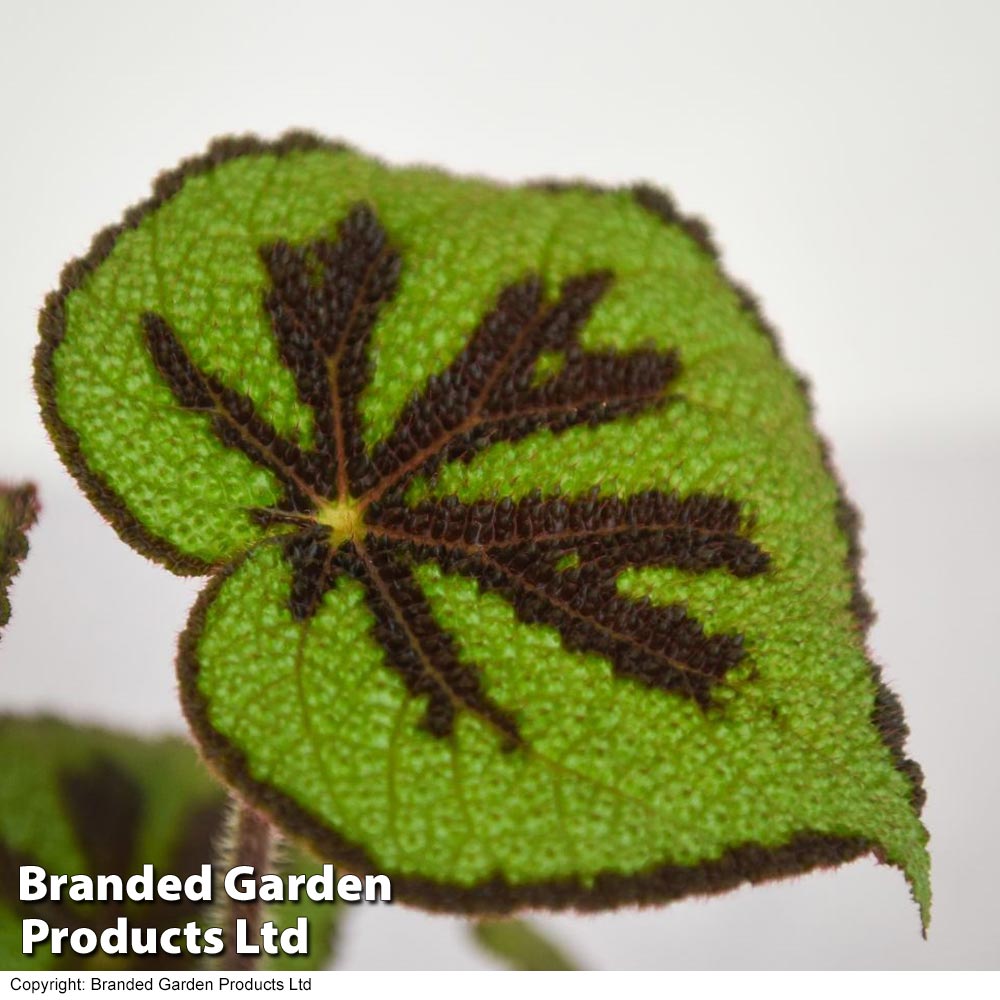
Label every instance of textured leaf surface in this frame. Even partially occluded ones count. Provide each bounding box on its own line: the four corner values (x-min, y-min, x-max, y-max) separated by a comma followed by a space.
36, 134, 929, 926
0, 483, 38, 638
0, 717, 340, 970
471, 919, 577, 971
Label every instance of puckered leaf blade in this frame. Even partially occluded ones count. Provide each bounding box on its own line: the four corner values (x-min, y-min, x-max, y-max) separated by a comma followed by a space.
36, 135, 928, 928
0, 716, 340, 970
182, 541, 925, 919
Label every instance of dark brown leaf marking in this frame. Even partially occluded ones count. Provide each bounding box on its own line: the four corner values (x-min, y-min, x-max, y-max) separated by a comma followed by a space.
144, 203, 769, 743
260, 205, 402, 500
353, 539, 521, 747
59, 756, 144, 879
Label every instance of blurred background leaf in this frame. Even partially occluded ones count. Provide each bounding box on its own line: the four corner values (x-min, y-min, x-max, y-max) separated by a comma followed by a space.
0, 483, 38, 638
471, 919, 578, 971
0, 716, 340, 970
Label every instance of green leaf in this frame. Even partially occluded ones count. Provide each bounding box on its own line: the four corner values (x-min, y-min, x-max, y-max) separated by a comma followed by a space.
471, 919, 578, 971
0, 483, 38, 637
35, 133, 929, 929
0, 716, 340, 970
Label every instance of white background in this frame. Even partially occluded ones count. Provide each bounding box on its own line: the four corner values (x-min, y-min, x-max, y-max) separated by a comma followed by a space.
1, 0, 998, 970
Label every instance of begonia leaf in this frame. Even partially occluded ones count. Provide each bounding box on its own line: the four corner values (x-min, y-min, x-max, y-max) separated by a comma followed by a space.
35, 134, 929, 928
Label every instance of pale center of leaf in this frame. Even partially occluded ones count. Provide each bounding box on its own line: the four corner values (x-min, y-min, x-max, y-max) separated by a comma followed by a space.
316, 499, 366, 547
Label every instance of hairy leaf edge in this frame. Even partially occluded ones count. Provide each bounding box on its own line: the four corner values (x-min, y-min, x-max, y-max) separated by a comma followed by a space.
0, 482, 40, 634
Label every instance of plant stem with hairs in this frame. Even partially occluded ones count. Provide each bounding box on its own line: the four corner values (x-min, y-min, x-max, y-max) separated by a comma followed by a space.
218, 800, 275, 972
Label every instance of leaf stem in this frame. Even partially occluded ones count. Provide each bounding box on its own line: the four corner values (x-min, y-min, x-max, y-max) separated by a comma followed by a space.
219, 799, 274, 972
